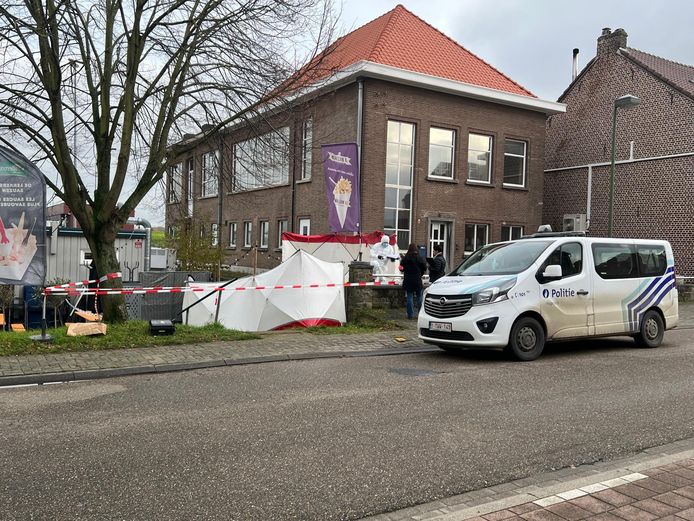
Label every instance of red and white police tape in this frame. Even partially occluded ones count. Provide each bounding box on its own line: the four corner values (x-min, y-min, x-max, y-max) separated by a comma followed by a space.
42, 279, 400, 296
46, 272, 123, 290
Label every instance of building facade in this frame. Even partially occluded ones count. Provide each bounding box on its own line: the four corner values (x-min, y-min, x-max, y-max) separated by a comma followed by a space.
166, 5, 564, 271
544, 28, 694, 275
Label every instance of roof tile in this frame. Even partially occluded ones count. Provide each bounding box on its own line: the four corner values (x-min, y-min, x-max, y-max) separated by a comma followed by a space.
621, 47, 694, 99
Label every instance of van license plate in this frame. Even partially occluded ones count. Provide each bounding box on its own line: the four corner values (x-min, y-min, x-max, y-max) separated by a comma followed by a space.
430, 321, 452, 332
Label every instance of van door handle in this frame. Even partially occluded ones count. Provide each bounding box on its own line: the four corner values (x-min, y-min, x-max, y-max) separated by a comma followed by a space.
577, 290, 589, 296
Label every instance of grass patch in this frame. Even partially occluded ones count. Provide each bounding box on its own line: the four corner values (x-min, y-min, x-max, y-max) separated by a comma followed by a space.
305, 309, 402, 335
0, 321, 259, 357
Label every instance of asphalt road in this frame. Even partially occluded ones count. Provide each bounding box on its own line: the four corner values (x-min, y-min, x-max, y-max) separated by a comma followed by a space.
2, 329, 694, 521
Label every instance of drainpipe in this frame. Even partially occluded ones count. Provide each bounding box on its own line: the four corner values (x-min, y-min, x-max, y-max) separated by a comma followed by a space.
128, 217, 152, 271
356, 78, 364, 259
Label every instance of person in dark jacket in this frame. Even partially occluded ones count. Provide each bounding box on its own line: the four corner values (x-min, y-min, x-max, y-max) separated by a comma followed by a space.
400, 243, 428, 319
427, 243, 446, 283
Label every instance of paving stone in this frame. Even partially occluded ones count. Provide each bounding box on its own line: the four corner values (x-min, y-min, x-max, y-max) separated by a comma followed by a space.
591, 489, 634, 507
509, 503, 541, 515
517, 509, 564, 521
635, 477, 676, 493
608, 504, 658, 520
653, 491, 694, 509
545, 501, 592, 520
482, 509, 517, 520
631, 498, 680, 516
676, 486, 694, 500
677, 508, 694, 521
611, 483, 656, 500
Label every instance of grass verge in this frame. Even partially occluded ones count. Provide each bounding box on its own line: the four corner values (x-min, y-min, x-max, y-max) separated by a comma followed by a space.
304, 309, 403, 335
0, 321, 259, 357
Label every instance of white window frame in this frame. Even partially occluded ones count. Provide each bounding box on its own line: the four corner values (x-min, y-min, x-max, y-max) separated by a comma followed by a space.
503, 139, 527, 188
298, 218, 311, 236
211, 223, 219, 247
229, 222, 237, 248
385, 120, 415, 249
201, 150, 219, 197
467, 133, 493, 184
300, 118, 312, 181
501, 225, 524, 241
186, 158, 194, 201
277, 219, 288, 248
464, 223, 489, 255
168, 163, 182, 203
243, 221, 252, 248
259, 220, 269, 249
427, 127, 455, 180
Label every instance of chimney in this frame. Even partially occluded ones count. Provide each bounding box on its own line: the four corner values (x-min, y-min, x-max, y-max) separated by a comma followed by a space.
597, 27, 628, 56
572, 48, 579, 81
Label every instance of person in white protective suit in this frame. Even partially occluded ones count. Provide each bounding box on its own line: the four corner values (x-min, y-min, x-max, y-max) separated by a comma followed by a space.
370, 234, 399, 282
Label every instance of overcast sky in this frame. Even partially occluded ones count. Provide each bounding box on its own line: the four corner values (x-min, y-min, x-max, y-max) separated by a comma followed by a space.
337, 0, 694, 101
140, 0, 693, 225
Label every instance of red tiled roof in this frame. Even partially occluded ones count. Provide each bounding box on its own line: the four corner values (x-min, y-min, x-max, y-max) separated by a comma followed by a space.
296, 4, 534, 98
620, 47, 694, 99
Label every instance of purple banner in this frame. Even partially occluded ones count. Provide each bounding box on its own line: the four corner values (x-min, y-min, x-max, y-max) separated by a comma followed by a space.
321, 143, 360, 232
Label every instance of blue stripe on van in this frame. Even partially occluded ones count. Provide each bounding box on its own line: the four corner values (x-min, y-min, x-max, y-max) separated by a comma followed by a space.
632, 277, 676, 332
626, 268, 675, 332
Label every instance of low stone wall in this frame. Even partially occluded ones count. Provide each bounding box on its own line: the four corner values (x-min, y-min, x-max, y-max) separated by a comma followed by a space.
678, 283, 694, 302
345, 262, 405, 321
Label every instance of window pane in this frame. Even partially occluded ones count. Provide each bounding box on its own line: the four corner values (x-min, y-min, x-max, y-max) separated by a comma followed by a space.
384, 209, 396, 229
501, 226, 510, 241
398, 166, 412, 186
398, 189, 411, 210
505, 139, 525, 156
399, 145, 412, 166
504, 155, 524, 185
387, 121, 399, 143
469, 134, 491, 151
430, 127, 453, 146
385, 187, 398, 209
429, 146, 453, 178
397, 210, 410, 230
386, 165, 398, 185
386, 143, 399, 164
468, 150, 490, 182
397, 230, 410, 247
400, 123, 414, 145
637, 245, 667, 276
592, 244, 638, 279
475, 224, 488, 250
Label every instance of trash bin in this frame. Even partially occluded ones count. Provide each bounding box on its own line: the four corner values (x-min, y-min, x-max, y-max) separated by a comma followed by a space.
418, 245, 427, 258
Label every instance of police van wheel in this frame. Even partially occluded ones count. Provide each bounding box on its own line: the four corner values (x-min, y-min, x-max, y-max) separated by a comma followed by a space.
636, 310, 664, 348
508, 317, 545, 361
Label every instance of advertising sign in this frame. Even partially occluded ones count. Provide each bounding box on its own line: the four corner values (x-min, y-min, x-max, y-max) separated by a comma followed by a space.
321, 143, 360, 233
0, 146, 46, 285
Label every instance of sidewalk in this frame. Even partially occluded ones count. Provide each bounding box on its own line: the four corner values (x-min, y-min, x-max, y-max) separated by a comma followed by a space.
0, 315, 432, 386
362, 438, 694, 521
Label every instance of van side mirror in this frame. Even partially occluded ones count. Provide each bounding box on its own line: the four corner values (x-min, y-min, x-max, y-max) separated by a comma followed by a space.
542, 264, 563, 280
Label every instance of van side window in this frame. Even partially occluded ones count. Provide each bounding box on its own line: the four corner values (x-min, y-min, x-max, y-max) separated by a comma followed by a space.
637, 245, 667, 277
592, 243, 639, 279
538, 242, 582, 281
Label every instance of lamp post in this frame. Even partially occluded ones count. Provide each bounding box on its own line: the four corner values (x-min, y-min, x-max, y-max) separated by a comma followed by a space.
608, 94, 640, 237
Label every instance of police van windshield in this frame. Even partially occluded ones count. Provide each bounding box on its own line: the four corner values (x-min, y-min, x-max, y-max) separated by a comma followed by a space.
453, 241, 553, 276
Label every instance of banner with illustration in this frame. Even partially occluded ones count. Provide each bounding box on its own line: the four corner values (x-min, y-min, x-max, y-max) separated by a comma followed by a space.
0, 146, 46, 285
321, 143, 360, 232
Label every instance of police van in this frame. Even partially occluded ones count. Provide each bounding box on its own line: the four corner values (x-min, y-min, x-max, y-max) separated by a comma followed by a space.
418, 233, 678, 361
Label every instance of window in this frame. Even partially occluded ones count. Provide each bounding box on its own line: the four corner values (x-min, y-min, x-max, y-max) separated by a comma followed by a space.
259, 221, 269, 249
186, 158, 194, 200
167, 225, 177, 238
234, 127, 290, 191
210, 223, 219, 247
168, 163, 182, 203
428, 127, 455, 179
467, 133, 492, 183
201, 150, 219, 197
229, 222, 237, 248
592, 243, 639, 279
298, 218, 311, 236
300, 118, 312, 181
464, 223, 489, 254
637, 244, 667, 277
501, 225, 524, 241
200, 224, 205, 238
385, 120, 414, 248
503, 139, 527, 187
540, 243, 583, 280
277, 219, 288, 248
243, 221, 252, 247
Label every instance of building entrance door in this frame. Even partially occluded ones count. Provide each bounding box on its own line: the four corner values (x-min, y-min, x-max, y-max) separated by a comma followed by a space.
429, 221, 451, 264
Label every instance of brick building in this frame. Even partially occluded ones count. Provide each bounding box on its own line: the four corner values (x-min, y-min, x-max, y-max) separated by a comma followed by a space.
544, 28, 694, 275
166, 5, 564, 271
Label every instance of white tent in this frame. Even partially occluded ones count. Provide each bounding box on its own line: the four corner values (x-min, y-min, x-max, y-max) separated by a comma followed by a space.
182, 250, 345, 331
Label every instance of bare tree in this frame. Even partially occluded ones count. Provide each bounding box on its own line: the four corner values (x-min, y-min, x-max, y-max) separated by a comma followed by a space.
0, 0, 336, 321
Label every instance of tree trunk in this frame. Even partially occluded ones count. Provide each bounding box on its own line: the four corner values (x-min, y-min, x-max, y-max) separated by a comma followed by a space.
86, 225, 127, 323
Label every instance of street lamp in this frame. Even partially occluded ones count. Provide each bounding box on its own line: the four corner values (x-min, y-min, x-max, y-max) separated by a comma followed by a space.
607, 94, 640, 237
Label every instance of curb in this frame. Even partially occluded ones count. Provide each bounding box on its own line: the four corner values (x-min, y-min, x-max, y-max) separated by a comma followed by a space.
0, 345, 439, 387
